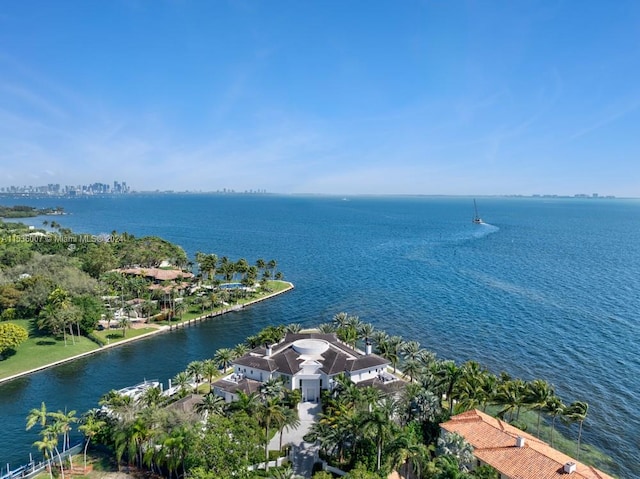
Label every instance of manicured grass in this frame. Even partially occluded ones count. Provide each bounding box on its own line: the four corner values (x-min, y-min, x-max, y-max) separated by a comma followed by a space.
0, 319, 99, 380
0, 281, 293, 381
92, 326, 158, 343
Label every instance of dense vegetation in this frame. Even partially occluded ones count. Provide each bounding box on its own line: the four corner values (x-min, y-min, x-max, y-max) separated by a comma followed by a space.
22, 318, 607, 479
0, 218, 284, 364
0, 205, 63, 218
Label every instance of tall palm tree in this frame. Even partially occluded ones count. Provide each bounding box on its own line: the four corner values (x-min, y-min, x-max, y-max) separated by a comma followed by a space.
434, 360, 465, 414
78, 410, 106, 472
545, 395, 566, 447
33, 431, 57, 479
564, 401, 589, 460
49, 409, 77, 452
525, 379, 555, 437
203, 359, 218, 385
118, 316, 131, 338
277, 407, 301, 453
360, 398, 397, 471
256, 397, 287, 471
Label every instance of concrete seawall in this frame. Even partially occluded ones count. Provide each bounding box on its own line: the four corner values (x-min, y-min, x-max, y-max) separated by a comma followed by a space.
0, 282, 294, 385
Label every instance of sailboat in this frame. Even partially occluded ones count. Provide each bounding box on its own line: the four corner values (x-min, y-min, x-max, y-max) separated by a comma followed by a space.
472, 199, 484, 224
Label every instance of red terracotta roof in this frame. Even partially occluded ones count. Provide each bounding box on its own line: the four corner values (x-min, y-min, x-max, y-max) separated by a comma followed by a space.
440, 409, 615, 479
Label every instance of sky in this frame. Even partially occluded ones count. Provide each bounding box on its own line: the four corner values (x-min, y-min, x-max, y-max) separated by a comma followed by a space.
1, 1, 639, 196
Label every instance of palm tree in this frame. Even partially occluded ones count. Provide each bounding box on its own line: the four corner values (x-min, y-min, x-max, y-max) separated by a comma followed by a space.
387, 425, 431, 479
232, 343, 249, 358
43, 422, 66, 479
525, 379, 555, 437
118, 315, 131, 337
401, 340, 421, 361
140, 385, 163, 408
230, 391, 260, 415
26, 402, 48, 431
267, 259, 277, 279
546, 395, 566, 447
213, 348, 234, 372
357, 322, 375, 343
564, 401, 589, 460
173, 371, 192, 396
203, 359, 218, 384
78, 410, 106, 472
402, 359, 423, 383
318, 323, 336, 333
161, 426, 191, 479
256, 397, 287, 471
434, 360, 465, 415
49, 409, 77, 452
33, 431, 57, 479
360, 398, 397, 471
285, 323, 301, 333
277, 407, 301, 453
332, 312, 349, 329
261, 377, 285, 400
194, 394, 226, 417
186, 360, 205, 390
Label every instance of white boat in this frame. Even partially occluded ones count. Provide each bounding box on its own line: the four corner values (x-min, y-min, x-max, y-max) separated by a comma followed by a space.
472, 199, 484, 224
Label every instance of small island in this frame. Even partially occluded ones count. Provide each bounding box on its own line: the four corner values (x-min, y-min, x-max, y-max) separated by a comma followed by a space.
0, 205, 64, 218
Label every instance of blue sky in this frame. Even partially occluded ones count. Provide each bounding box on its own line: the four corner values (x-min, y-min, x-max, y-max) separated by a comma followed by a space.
1, 1, 639, 196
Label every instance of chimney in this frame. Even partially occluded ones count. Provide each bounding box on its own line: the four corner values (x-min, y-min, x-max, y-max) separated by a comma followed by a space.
563, 462, 576, 474
515, 436, 525, 448
265, 344, 273, 357
365, 341, 372, 355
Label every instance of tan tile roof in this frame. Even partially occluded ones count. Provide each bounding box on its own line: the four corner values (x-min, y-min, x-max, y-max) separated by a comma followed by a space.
117, 267, 194, 281
440, 409, 615, 479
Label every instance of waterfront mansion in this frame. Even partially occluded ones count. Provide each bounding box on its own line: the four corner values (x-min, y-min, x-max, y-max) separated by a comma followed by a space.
212, 332, 401, 402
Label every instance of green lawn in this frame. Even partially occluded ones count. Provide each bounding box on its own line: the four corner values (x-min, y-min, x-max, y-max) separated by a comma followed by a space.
1, 319, 99, 380
0, 281, 293, 381
92, 326, 158, 343
0, 321, 160, 381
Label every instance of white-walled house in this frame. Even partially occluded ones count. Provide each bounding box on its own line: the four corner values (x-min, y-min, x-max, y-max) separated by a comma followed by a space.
212, 332, 398, 403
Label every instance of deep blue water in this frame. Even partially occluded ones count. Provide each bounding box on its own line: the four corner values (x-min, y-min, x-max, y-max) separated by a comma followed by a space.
1, 194, 639, 478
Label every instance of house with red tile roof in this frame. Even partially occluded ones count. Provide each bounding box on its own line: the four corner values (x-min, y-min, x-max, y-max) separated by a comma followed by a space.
440, 409, 615, 479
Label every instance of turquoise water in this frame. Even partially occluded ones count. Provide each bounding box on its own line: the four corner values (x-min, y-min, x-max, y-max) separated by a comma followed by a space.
1, 195, 639, 478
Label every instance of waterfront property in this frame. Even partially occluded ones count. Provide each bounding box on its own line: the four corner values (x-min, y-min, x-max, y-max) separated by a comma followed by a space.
440, 409, 615, 479
212, 332, 401, 403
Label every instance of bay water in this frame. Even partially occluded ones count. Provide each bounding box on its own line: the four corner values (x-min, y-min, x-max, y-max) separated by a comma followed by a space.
1, 195, 639, 478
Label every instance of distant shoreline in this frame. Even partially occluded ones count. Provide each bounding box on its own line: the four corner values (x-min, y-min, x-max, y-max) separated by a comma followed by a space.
0, 281, 294, 385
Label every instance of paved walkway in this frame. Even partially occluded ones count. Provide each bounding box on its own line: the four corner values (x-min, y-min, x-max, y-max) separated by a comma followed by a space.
269, 401, 321, 478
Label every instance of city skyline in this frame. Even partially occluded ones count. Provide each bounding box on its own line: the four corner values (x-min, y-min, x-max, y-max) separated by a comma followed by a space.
1, 2, 639, 196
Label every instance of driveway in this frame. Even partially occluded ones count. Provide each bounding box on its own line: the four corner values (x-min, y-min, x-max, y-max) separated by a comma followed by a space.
269, 401, 321, 477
